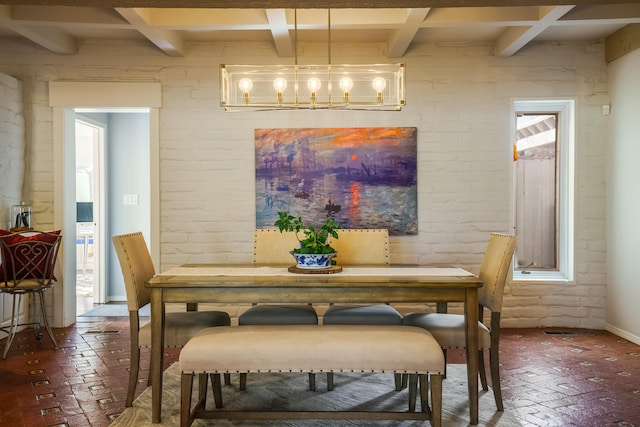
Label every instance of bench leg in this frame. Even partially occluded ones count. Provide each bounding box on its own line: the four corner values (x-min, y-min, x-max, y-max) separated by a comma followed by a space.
419, 374, 431, 417
210, 374, 223, 408
181, 373, 194, 427
224, 373, 231, 385
198, 373, 208, 407
239, 373, 247, 391
308, 373, 316, 391
394, 373, 403, 391
430, 374, 443, 427
327, 372, 334, 391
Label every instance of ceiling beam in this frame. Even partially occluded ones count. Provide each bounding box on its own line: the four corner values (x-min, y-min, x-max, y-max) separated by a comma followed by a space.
605, 23, 640, 63
266, 9, 293, 57
494, 5, 574, 57
388, 8, 430, 58
2, 0, 640, 8
0, 5, 77, 54
115, 7, 186, 56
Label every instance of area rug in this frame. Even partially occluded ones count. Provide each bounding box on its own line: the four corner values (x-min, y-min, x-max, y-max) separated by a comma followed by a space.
110, 364, 520, 426
78, 303, 149, 317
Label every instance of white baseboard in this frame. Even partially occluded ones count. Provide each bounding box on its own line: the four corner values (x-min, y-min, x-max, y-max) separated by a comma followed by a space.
605, 323, 640, 345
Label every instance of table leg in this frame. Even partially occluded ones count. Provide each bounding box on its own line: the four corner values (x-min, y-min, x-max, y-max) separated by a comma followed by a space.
465, 288, 479, 425
151, 289, 165, 423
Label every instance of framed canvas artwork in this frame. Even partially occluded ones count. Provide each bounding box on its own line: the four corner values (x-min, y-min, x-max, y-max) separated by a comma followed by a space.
255, 127, 417, 235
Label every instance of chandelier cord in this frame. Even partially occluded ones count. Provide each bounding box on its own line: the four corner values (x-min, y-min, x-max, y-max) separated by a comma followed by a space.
294, 9, 298, 66
328, 8, 331, 66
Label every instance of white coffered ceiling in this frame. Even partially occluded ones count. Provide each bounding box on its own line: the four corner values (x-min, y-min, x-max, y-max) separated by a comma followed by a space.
1, 1, 640, 58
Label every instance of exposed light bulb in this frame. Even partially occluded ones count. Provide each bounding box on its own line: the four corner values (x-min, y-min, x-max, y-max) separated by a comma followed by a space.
273, 77, 287, 104
307, 78, 321, 93
339, 77, 353, 103
238, 78, 253, 104
372, 77, 386, 92
372, 77, 386, 103
239, 78, 253, 93
339, 77, 353, 92
307, 77, 321, 105
273, 77, 287, 92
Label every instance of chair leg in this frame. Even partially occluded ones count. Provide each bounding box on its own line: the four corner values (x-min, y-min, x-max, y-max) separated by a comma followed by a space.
126, 346, 141, 407
37, 290, 58, 348
32, 293, 43, 341
479, 349, 488, 391
2, 293, 22, 359
489, 345, 504, 411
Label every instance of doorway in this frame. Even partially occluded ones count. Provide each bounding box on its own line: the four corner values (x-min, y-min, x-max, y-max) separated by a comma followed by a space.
50, 81, 161, 328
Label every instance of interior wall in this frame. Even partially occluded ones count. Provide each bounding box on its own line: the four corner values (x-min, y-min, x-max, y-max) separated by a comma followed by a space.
0, 73, 24, 229
79, 111, 151, 301
606, 48, 640, 343
0, 72, 25, 335
0, 37, 610, 329
106, 112, 151, 301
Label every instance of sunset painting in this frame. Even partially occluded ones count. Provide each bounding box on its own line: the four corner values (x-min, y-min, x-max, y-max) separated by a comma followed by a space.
255, 127, 417, 235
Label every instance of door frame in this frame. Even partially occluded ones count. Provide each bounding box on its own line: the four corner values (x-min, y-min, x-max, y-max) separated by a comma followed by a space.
75, 115, 106, 304
50, 81, 161, 327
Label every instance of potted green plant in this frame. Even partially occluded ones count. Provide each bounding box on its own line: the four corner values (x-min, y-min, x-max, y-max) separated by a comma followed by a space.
274, 211, 340, 269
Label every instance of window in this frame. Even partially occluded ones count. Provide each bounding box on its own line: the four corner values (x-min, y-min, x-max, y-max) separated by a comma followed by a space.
512, 100, 574, 281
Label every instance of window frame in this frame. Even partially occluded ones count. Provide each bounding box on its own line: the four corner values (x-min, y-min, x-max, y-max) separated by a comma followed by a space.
511, 99, 575, 282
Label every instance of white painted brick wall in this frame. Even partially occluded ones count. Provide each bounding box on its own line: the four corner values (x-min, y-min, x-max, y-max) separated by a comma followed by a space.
0, 38, 608, 329
0, 72, 25, 229
0, 72, 26, 332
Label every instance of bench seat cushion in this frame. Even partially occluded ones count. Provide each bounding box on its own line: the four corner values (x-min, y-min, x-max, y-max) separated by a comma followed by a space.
180, 325, 444, 375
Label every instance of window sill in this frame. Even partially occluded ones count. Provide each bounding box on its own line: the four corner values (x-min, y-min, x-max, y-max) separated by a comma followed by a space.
512, 270, 572, 282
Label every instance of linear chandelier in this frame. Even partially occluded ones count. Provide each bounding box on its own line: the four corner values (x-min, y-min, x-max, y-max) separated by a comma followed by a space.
219, 10, 405, 112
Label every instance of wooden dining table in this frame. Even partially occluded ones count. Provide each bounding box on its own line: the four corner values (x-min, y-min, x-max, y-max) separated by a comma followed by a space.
146, 264, 483, 424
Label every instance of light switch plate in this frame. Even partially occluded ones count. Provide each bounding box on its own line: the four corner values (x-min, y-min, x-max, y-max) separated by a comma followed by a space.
123, 194, 139, 205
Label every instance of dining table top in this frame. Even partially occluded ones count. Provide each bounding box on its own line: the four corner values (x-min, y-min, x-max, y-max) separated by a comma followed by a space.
147, 264, 482, 288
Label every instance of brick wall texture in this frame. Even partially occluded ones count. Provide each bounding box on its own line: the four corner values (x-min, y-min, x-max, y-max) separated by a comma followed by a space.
0, 73, 25, 229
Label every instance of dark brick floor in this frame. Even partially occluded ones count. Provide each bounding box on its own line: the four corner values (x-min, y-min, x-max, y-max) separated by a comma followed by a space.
0, 316, 639, 426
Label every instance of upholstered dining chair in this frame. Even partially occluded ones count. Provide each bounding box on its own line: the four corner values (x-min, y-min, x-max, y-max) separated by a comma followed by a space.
402, 232, 517, 411
0, 230, 62, 359
237, 228, 319, 391
321, 229, 403, 391
112, 232, 231, 407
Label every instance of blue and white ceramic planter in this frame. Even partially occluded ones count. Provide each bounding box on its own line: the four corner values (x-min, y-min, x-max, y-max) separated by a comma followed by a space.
290, 252, 337, 269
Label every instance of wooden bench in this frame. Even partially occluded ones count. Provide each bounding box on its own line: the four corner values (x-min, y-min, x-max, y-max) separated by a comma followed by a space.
179, 325, 445, 427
